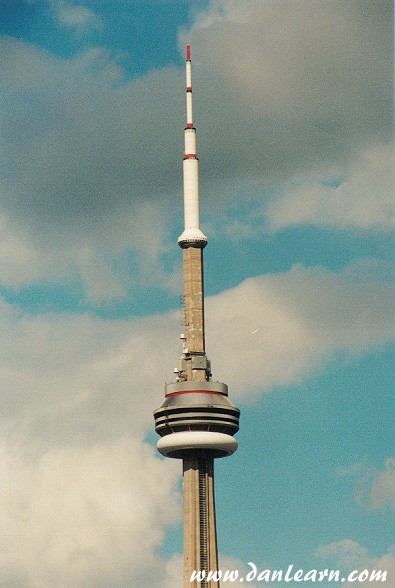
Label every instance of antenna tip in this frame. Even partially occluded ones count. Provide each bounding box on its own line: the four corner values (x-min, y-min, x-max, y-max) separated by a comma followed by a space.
186, 44, 191, 61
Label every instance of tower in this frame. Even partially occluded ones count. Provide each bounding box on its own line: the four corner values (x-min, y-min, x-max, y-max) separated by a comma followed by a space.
153, 45, 240, 587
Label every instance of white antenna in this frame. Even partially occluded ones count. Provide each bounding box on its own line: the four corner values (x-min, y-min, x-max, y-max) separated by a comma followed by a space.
178, 44, 207, 248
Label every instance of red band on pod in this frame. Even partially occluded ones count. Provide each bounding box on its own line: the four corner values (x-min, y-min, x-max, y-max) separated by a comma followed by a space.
165, 390, 227, 397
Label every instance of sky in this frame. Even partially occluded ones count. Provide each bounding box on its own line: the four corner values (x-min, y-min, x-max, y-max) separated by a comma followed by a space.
0, 0, 393, 586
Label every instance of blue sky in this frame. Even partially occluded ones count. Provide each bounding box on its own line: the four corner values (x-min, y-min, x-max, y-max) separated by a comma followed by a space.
0, 1, 393, 586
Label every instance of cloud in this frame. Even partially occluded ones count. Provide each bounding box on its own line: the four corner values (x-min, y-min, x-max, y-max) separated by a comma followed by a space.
336, 455, 395, 511
218, 556, 262, 587
205, 259, 394, 399
0, 1, 392, 295
50, 0, 103, 30
317, 540, 395, 587
265, 144, 394, 232
0, 212, 53, 287
0, 37, 181, 296
0, 436, 180, 588
0, 297, 182, 446
370, 457, 395, 510
0, 259, 392, 447
0, 259, 392, 585
180, 0, 393, 236
316, 539, 372, 571
163, 554, 183, 588
0, 37, 181, 231
182, 0, 392, 185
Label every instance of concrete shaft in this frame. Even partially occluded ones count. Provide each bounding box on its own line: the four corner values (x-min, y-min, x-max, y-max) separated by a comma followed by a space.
183, 456, 219, 587
183, 246, 206, 380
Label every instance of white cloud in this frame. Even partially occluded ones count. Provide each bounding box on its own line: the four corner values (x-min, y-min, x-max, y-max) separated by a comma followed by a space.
316, 539, 372, 571
0, 202, 176, 301
0, 37, 180, 297
265, 144, 394, 232
180, 0, 393, 235
0, 436, 180, 588
336, 455, 395, 511
183, 0, 392, 182
218, 555, 262, 587
205, 259, 394, 399
163, 553, 183, 588
0, 297, 182, 445
317, 540, 395, 587
0, 213, 51, 287
50, 0, 102, 30
0, 1, 392, 295
370, 457, 395, 510
0, 38, 180, 231
0, 259, 392, 444
0, 259, 392, 585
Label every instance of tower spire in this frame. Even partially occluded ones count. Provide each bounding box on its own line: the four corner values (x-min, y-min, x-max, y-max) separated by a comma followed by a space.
154, 45, 240, 588
178, 43, 207, 249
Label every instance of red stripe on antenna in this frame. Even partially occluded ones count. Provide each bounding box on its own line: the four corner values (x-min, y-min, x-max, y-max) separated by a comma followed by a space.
186, 44, 191, 60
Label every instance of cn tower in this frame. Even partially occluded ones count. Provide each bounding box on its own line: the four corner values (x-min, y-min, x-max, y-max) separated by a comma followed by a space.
154, 45, 240, 587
